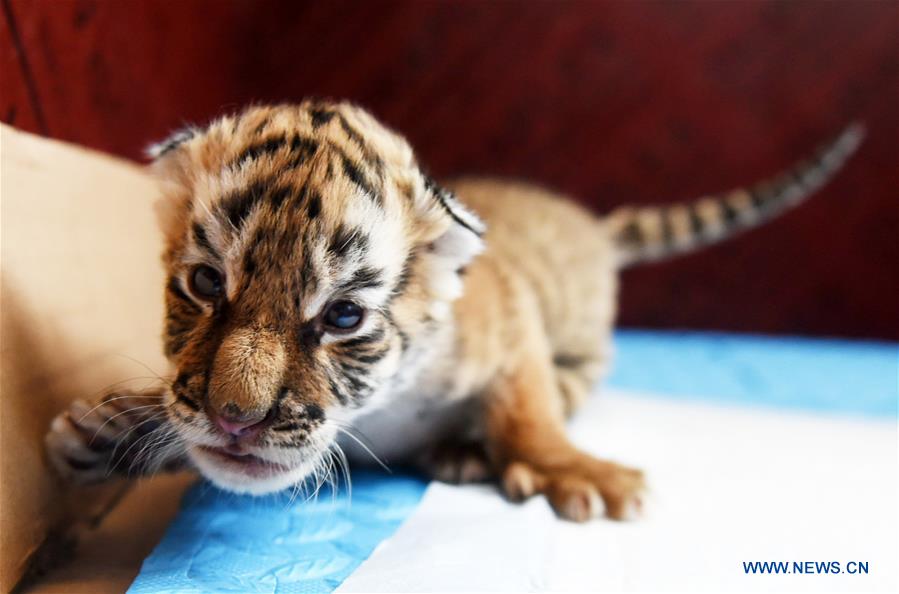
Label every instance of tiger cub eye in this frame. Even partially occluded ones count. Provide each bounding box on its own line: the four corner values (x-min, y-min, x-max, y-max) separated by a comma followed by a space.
190, 265, 224, 300
323, 301, 364, 331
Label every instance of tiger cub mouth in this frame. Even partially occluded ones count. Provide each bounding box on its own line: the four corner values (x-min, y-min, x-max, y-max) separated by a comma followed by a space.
195, 444, 293, 478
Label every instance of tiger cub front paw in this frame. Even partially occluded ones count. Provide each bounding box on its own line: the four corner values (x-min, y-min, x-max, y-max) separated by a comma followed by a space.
45, 393, 170, 484
501, 458, 645, 522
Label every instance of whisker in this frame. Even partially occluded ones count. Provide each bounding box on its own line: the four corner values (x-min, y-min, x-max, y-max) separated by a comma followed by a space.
107, 428, 157, 477
322, 450, 337, 504
135, 429, 182, 475
143, 435, 185, 474
130, 425, 180, 476
304, 452, 329, 505
86, 376, 169, 402
108, 414, 172, 476
131, 432, 168, 473
110, 354, 173, 387
106, 410, 168, 462
332, 441, 353, 504
88, 404, 164, 444
287, 476, 302, 507
327, 420, 383, 459
76, 393, 164, 423
110, 410, 168, 441
325, 448, 340, 508
330, 423, 390, 473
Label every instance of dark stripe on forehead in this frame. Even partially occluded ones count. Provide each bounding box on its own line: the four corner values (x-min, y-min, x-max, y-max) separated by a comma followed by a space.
307, 105, 379, 167
300, 232, 319, 294
328, 225, 368, 260
341, 153, 380, 203
310, 108, 336, 128
306, 192, 321, 219
338, 114, 384, 172
252, 116, 271, 135
287, 136, 320, 168
221, 182, 303, 237
222, 180, 266, 229
242, 220, 273, 271
338, 114, 365, 147
289, 184, 309, 213
232, 134, 319, 170
268, 186, 291, 210
233, 134, 287, 168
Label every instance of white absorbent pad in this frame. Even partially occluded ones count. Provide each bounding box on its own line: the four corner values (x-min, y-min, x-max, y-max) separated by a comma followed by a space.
337, 391, 898, 593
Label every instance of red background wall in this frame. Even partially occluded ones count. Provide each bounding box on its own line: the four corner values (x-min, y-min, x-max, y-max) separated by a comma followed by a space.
3, 0, 897, 339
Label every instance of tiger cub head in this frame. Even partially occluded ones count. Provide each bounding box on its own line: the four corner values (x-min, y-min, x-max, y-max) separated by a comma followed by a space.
149, 101, 484, 494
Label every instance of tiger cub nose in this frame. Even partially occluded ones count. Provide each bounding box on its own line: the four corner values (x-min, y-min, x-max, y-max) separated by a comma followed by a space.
209, 404, 276, 440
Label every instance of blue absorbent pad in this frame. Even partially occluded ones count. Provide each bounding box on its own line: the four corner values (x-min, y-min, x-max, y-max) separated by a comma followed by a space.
608, 330, 898, 417
127, 470, 427, 594
128, 331, 897, 593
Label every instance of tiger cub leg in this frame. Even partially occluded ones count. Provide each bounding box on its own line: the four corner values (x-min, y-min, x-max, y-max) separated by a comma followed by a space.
45, 387, 184, 484
554, 354, 605, 416
418, 440, 492, 484
485, 350, 645, 522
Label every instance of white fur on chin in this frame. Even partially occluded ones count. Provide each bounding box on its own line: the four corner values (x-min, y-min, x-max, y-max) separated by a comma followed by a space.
187, 447, 321, 495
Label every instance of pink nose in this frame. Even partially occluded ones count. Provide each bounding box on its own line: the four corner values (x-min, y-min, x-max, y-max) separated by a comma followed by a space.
210, 409, 274, 440
215, 416, 261, 436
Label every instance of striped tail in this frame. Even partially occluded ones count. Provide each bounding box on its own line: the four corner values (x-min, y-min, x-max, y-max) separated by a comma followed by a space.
605, 123, 864, 268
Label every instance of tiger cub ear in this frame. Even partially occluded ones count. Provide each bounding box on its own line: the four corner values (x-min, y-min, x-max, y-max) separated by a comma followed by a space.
412, 175, 486, 310
416, 175, 485, 264
145, 126, 198, 161
145, 126, 199, 242
423, 176, 486, 237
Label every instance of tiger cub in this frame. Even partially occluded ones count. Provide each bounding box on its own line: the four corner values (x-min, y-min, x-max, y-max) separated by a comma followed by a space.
45, 101, 861, 521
